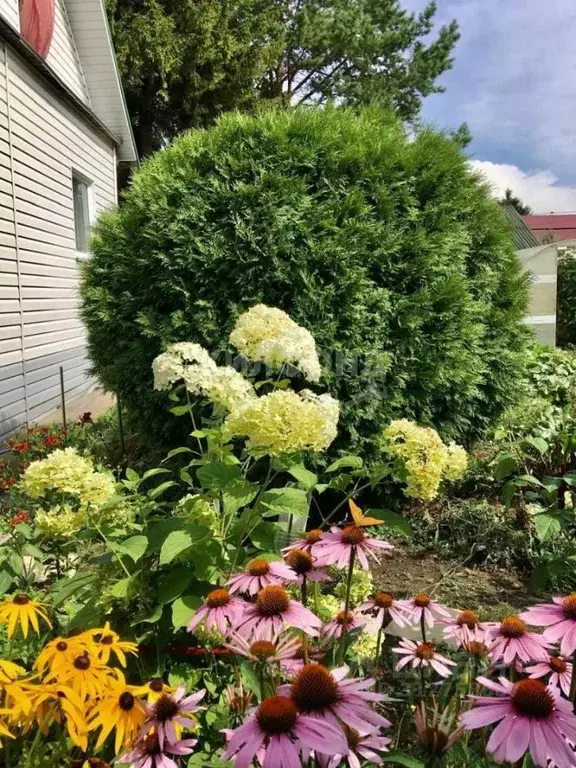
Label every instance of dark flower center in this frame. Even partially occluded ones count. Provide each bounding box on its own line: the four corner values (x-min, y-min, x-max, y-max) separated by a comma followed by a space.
154, 694, 179, 722
465, 641, 488, 658
420, 726, 449, 756
512, 679, 554, 719
415, 643, 435, 660
500, 616, 526, 639
250, 641, 277, 661
56, 641, 68, 652
343, 724, 361, 749
119, 692, 135, 711
206, 589, 231, 609
73, 655, 91, 671
549, 656, 567, 674
374, 592, 393, 609
291, 663, 339, 712
149, 677, 164, 693
457, 610, 479, 629
563, 594, 576, 621
335, 610, 355, 627
142, 733, 161, 755
414, 594, 430, 608
13, 595, 30, 606
256, 586, 290, 616
285, 549, 313, 575
340, 525, 365, 545
248, 559, 270, 577
100, 635, 114, 646
257, 696, 298, 735
305, 530, 324, 545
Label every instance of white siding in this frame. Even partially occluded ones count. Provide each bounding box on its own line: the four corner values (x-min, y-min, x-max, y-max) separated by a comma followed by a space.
0, 42, 116, 439
45, 0, 89, 104
0, 0, 19, 32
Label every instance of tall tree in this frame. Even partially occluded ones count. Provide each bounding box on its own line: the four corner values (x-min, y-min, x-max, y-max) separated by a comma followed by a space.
501, 188, 532, 216
107, 0, 459, 157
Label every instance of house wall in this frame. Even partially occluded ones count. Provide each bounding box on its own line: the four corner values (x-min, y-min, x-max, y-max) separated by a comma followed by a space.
0, 0, 18, 32
517, 243, 559, 345
0, 41, 117, 441
46, 0, 90, 104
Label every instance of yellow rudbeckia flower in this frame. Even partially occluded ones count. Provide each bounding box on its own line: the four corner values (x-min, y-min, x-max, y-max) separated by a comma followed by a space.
31, 683, 89, 751
0, 660, 25, 684
34, 634, 87, 679
0, 709, 14, 742
88, 672, 147, 754
88, 622, 138, 667
54, 652, 113, 701
133, 676, 175, 703
0, 595, 51, 638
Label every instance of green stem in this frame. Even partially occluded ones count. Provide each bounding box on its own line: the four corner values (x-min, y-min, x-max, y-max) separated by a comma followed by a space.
301, 576, 308, 608
338, 547, 356, 664
227, 464, 274, 578
322, 482, 373, 528
93, 519, 131, 578
570, 653, 576, 705
420, 614, 427, 644
185, 390, 204, 454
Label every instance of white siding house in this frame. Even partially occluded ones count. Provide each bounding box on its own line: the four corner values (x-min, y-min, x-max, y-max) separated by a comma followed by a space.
0, 0, 136, 441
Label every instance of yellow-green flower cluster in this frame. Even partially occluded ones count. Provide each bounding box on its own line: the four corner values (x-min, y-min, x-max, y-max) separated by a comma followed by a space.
314, 594, 341, 623
223, 389, 339, 456
229, 304, 322, 382
383, 419, 467, 500
334, 567, 374, 607
20, 448, 114, 506
351, 630, 379, 661
152, 342, 255, 411
178, 494, 222, 539
35, 505, 88, 538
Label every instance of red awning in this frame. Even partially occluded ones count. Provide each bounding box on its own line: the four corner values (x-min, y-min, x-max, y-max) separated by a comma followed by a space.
19, 0, 55, 58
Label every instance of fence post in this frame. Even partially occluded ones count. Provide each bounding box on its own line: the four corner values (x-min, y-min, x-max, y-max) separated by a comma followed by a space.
59, 366, 67, 436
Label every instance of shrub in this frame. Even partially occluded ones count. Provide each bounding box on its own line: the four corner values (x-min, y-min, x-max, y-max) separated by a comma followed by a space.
82, 107, 531, 454
557, 246, 576, 347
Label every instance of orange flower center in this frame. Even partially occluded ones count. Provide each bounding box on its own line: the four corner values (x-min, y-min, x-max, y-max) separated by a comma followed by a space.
257, 696, 298, 734
13, 595, 30, 606
512, 679, 554, 719
563, 594, 576, 621
335, 611, 355, 627
465, 641, 488, 658
343, 724, 361, 749
248, 559, 270, 577
305, 530, 324, 545
414, 594, 430, 608
73, 655, 91, 671
206, 589, 231, 609
415, 643, 435, 660
119, 692, 135, 711
457, 611, 479, 629
149, 678, 164, 693
291, 663, 339, 712
549, 656, 567, 674
374, 592, 393, 609
340, 525, 365, 545
256, 586, 290, 616
153, 694, 179, 722
250, 641, 277, 661
285, 549, 313, 575
500, 616, 526, 639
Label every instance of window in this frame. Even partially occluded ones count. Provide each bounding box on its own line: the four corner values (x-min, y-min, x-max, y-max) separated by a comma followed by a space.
72, 173, 92, 253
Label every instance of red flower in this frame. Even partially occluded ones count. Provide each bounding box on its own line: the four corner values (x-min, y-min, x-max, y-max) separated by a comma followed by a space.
10, 510, 30, 527
11, 442, 29, 454
0, 477, 15, 490
43, 435, 60, 447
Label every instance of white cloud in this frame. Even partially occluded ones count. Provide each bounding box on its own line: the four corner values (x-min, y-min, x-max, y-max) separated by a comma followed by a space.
470, 160, 576, 213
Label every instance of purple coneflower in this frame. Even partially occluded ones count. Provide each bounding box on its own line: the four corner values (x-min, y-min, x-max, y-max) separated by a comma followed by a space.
313, 525, 393, 570
526, 655, 574, 698
397, 594, 451, 630
278, 662, 391, 734
227, 559, 297, 596
315, 724, 391, 768
140, 687, 205, 748
186, 589, 244, 636
282, 529, 325, 555
520, 595, 576, 657
461, 676, 576, 767
222, 695, 347, 768
441, 610, 491, 647
359, 592, 408, 628
414, 701, 463, 757
392, 639, 456, 679
117, 733, 197, 768
323, 610, 367, 641
488, 616, 551, 666
284, 549, 330, 584
225, 631, 303, 665
236, 586, 322, 639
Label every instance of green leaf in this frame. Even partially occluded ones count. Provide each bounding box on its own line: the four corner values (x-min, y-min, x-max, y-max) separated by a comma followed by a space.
530, 559, 566, 591
116, 535, 148, 563
261, 487, 308, 517
524, 436, 549, 455
492, 453, 517, 481
365, 508, 412, 537
501, 480, 517, 506
250, 522, 278, 551
142, 467, 171, 481
169, 405, 190, 416
98, 494, 126, 510
534, 513, 562, 542
159, 530, 194, 565
148, 480, 179, 499
0, 571, 13, 596
50, 571, 97, 606
513, 475, 545, 488
131, 604, 163, 626
172, 594, 202, 628
222, 480, 258, 516
287, 464, 318, 491
109, 577, 132, 598
158, 568, 192, 604
563, 473, 576, 487
383, 753, 424, 767
126, 468, 140, 483
166, 446, 193, 459
197, 461, 242, 489
22, 543, 44, 561
326, 455, 364, 473
13, 523, 32, 539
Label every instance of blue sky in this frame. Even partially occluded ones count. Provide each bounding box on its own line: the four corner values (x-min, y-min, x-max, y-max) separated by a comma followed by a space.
405, 0, 576, 211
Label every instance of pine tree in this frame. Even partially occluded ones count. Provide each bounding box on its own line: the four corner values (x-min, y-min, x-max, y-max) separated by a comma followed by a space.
502, 188, 532, 216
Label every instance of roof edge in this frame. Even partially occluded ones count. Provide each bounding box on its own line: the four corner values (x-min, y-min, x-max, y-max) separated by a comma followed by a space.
0, 15, 122, 148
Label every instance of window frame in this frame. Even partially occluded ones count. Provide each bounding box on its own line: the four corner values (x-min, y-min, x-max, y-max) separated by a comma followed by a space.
71, 170, 94, 259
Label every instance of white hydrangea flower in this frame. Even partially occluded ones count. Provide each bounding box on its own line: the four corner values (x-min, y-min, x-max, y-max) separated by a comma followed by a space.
152, 342, 217, 391
229, 304, 322, 382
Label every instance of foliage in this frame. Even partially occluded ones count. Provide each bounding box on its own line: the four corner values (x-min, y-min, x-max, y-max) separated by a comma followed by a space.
82, 107, 531, 458
107, 0, 459, 156
557, 246, 576, 348
500, 188, 532, 215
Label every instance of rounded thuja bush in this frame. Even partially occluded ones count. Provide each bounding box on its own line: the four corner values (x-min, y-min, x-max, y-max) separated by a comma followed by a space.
81, 107, 531, 454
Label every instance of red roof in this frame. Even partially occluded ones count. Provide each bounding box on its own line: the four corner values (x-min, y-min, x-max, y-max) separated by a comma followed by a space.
522, 214, 576, 243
